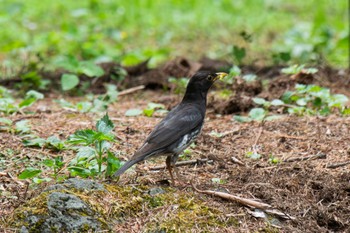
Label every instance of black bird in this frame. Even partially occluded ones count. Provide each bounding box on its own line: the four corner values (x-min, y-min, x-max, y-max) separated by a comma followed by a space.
113, 71, 227, 184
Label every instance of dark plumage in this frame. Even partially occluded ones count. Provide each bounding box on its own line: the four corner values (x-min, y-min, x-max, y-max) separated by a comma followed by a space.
113, 71, 227, 183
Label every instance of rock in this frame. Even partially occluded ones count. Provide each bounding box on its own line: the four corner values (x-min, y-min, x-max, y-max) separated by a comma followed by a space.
15, 179, 109, 233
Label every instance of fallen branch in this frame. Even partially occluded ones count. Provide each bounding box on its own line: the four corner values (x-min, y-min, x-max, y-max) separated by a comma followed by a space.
191, 182, 296, 220
118, 85, 145, 96
283, 153, 326, 163
326, 161, 350, 169
150, 159, 212, 170
191, 182, 271, 209
231, 156, 246, 166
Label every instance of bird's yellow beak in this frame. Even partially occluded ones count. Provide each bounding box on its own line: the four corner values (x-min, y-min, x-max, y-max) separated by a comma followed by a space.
214, 72, 228, 81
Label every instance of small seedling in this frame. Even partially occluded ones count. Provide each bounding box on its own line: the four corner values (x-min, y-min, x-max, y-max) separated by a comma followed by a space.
67, 114, 121, 178
246, 151, 261, 160
211, 177, 227, 184
169, 77, 189, 94
0, 89, 44, 115
268, 155, 280, 164
281, 64, 318, 75
125, 102, 167, 117
233, 108, 281, 123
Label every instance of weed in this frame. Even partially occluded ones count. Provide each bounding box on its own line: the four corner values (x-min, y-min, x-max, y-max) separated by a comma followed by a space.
67, 114, 121, 178
169, 77, 189, 94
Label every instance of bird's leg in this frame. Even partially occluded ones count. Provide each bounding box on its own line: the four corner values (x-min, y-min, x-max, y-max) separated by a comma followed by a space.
166, 155, 176, 185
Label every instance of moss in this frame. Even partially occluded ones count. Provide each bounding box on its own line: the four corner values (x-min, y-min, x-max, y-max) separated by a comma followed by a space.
9, 182, 239, 232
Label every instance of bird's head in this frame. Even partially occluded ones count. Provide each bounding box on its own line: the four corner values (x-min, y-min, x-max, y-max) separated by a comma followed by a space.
187, 71, 227, 92
182, 71, 228, 102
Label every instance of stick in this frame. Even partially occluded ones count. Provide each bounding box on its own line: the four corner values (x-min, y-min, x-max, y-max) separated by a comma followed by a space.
118, 85, 145, 96
283, 153, 326, 163
191, 182, 271, 209
231, 156, 246, 166
192, 182, 296, 220
326, 161, 350, 169
253, 126, 263, 146
150, 159, 212, 170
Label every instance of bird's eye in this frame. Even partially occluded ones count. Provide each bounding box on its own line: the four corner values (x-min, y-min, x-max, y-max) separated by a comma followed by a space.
207, 75, 214, 81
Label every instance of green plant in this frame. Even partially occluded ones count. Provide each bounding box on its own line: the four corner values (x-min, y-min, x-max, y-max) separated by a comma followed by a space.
125, 102, 167, 117
143, 102, 167, 117
23, 135, 66, 151
211, 178, 227, 184
56, 84, 119, 112
268, 155, 280, 164
67, 114, 121, 178
53, 56, 105, 91
233, 108, 281, 123
0, 89, 44, 115
169, 77, 189, 94
42, 156, 65, 180
232, 45, 246, 64
246, 151, 261, 160
222, 65, 241, 85
281, 64, 318, 75
282, 84, 349, 116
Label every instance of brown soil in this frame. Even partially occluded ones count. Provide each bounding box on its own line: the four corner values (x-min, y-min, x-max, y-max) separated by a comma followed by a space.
0, 61, 350, 232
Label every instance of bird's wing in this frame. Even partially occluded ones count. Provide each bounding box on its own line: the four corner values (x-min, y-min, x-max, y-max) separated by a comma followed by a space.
131, 104, 204, 159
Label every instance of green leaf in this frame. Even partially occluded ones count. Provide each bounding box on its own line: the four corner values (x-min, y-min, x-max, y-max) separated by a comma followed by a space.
211, 178, 226, 184
76, 146, 96, 159
43, 159, 54, 167
25, 90, 44, 100
246, 151, 261, 159
229, 65, 241, 77
68, 129, 99, 145
209, 131, 224, 138
264, 115, 283, 121
147, 102, 165, 110
23, 137, 46, 147
96, 114, 114, 134
342, 108, 350, 116
18, 168, 42, 179
125, 108, 143, 116
78, 61, 104, 77
0, 117, 12, 125
242, 74, 257, 82
281, 64, 304, 74
270, 99, 284, 106
76, 101, 92, 112
15, 120, 31, 134
46, 136, 65, 150
253, 97, 267, 105
281, 91, 295, 103
18, 98, 36, 108
233, 115, 252, 123
296, 98, 308, 106
248, 108, 266, 121
68, 166, 92, 178
143, 108, 155, 117
61, 74, 80, 91
232, 45, 246, 63
32, 177, 51, 184
106, 150, 121, 176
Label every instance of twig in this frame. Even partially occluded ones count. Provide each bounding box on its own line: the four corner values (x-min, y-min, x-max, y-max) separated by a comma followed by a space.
283, 153, 326, 163
118, 85, 145, 96
150, 159, 211, 170
192, 182, 296, 220
253, 126, 263, 146
326, 161, 350, 169
191, 181, 271, 209
231, 156, 246, 166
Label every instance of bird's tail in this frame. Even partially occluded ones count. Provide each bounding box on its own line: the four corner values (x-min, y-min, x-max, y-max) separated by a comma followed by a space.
112, 157, 143, 178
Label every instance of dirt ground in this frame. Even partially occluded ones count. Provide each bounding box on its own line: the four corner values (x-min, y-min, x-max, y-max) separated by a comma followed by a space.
0, 62, 350, 232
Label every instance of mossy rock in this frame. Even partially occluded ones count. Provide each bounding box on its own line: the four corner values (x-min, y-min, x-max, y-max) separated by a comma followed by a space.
9, 179, 238, 232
